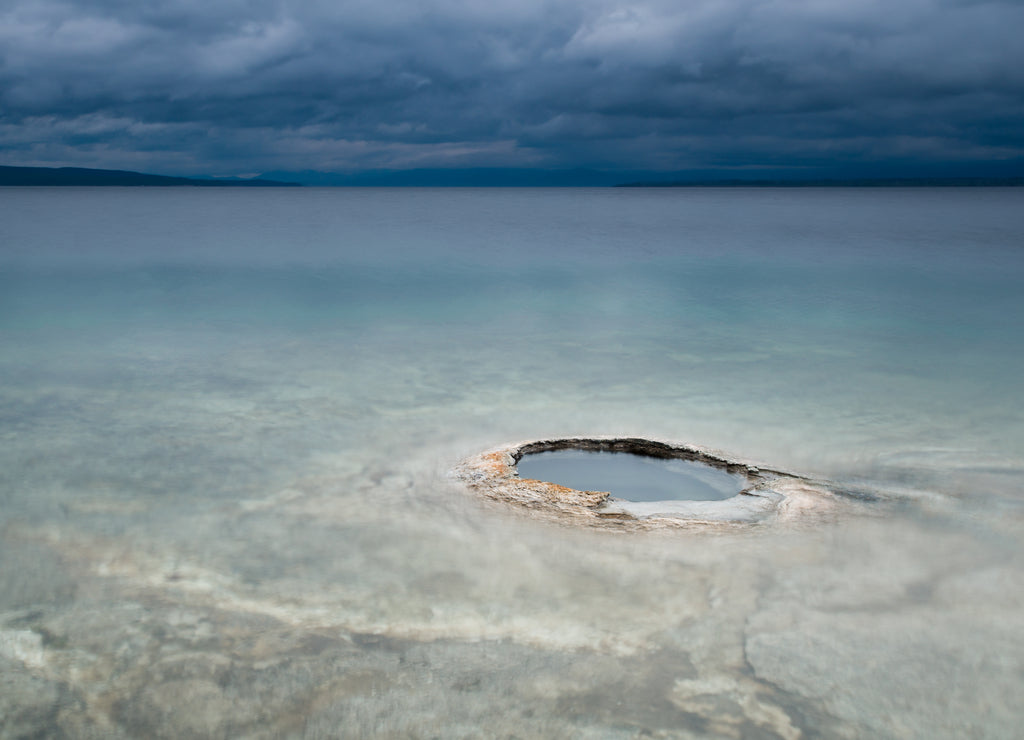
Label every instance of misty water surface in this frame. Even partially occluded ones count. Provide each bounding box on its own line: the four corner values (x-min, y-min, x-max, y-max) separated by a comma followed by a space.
1, 187, 1022, 738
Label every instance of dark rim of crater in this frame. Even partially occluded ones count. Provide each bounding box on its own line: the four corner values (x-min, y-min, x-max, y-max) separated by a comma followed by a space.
514, 437, 757, 476
451, 436, 836, 529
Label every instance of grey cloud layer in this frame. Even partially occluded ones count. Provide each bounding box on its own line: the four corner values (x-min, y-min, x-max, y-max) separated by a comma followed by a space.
2, 0, 1022, 173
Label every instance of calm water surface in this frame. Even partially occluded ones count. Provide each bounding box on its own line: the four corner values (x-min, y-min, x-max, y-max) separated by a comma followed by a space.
516, 451, 747, 502
1, 187, 1022, 738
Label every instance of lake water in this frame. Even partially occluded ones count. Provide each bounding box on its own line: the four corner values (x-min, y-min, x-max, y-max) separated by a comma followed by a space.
1, 187, 1022, 738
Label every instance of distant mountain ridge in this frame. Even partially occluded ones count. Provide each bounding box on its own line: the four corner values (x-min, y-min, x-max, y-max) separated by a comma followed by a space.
3, 165, 1021, 188
0, 165, 300, 187
616, 177, 1024, 188
263, 168, 1024, 187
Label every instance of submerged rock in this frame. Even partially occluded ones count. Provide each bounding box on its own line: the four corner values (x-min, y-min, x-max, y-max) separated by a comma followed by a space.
451, 437, 841, 530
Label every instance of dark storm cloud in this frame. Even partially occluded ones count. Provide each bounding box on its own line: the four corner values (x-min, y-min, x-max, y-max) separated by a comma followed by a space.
1, 0, 1022, 175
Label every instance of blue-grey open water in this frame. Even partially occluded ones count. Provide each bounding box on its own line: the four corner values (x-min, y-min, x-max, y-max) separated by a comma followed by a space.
1, 187, 1022, 738
517, 451, 746, 502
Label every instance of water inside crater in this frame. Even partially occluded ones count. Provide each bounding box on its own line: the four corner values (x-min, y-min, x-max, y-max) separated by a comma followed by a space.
516, 449, 748, 501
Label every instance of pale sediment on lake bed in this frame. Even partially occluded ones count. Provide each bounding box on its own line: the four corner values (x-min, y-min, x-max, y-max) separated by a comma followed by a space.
451, 437, 843, 529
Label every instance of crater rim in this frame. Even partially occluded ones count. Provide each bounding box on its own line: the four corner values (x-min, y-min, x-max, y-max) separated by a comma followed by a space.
450, 436, 839, 530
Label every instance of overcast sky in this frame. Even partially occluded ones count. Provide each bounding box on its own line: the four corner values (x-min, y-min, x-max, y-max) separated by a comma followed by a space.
1, 0, 1023, 179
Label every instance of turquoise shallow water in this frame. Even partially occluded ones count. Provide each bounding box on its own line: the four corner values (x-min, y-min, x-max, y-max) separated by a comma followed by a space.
1, 187, 1023, 738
